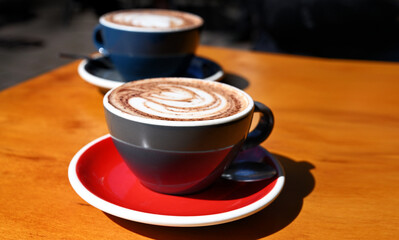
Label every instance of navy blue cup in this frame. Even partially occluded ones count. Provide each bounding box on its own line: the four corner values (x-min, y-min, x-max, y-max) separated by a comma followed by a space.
93, 9, 203, 82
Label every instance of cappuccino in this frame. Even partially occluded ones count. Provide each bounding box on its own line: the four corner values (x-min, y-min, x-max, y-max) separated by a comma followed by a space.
101, 9, 203, 31
107, 78, 251, 122
104, 77, 273, 194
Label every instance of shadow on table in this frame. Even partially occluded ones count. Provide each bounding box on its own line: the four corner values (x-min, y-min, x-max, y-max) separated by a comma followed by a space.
221, 72, 249, 90
105, 153, 315, 239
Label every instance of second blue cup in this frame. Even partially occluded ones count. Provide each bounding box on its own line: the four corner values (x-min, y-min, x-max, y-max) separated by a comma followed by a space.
93, 9, 203, 82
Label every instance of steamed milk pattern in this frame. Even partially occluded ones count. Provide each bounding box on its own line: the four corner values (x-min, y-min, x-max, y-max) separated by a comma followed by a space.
108, 78, 249, 121
113, 13, 184, 29
103, 10, 202, 30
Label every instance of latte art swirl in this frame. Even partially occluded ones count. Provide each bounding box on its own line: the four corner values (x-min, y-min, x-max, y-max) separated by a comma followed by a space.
112, 13, 184, 29
102, 9, 203, 30
108, 78, 250, 121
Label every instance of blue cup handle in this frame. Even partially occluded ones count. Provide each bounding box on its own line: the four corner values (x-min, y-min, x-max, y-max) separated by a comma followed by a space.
93, 24, 108, 54
241, 101, 274, 150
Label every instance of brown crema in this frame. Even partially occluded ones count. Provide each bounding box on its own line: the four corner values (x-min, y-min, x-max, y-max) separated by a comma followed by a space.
108, 78, 250, 121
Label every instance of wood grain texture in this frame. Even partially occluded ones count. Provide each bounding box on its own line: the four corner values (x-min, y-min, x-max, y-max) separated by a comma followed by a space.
1, 46, 398, 239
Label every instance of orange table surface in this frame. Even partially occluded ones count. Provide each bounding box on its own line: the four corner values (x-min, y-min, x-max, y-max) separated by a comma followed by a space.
1, 45, 398, 239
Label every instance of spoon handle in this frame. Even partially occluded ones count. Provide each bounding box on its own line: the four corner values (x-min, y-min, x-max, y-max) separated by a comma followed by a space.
59, 52, 113, 69
59, 52, 90, 60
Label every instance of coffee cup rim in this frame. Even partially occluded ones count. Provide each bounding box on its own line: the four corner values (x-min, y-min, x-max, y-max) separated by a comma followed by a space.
99, 9, 204, 33
103, 78, 254, 127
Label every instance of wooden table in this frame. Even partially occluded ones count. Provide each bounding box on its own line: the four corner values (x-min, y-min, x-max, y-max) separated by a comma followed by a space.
1, 46, 398, 239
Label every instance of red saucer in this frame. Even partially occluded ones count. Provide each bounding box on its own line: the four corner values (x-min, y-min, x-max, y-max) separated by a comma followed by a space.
68, 134, 285, 227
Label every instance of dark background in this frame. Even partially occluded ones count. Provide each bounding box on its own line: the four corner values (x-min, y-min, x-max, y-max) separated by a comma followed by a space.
1, 0, 398, 90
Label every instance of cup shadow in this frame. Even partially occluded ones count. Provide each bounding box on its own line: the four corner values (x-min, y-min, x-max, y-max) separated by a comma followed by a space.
220, 72, 249, 90
104, 153, 315, 239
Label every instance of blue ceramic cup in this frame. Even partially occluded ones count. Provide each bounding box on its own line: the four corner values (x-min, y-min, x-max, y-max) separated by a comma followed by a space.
93, 9, 203, 82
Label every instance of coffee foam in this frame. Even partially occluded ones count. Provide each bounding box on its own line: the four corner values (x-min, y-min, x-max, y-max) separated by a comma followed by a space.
107, 78, 251, 122
102, 9, 203, 31
113, 13, 184, 29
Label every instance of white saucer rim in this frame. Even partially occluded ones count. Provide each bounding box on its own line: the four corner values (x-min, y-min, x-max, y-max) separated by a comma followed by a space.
77, 59, 118, 89
77, 57, 225, 90
68, 134, 285, 227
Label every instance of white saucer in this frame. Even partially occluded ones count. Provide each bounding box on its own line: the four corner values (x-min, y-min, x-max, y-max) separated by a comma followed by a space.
78, 55, 224, 90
